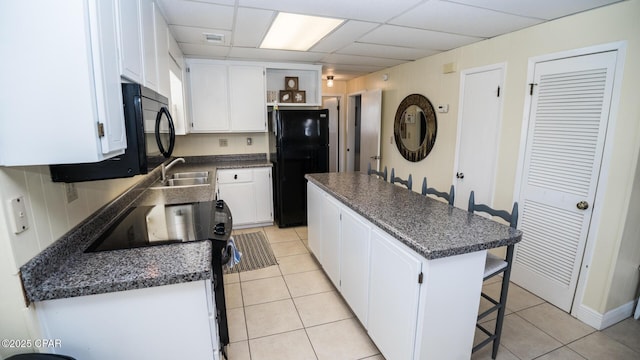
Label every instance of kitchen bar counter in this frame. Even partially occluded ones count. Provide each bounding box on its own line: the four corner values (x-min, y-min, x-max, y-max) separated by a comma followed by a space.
21, 154, 270, 302
305, 172, 521, 260
305, 172, 523, 359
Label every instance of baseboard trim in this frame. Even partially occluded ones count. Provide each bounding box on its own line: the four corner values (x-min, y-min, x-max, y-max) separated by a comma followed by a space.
575, 301, 635, 330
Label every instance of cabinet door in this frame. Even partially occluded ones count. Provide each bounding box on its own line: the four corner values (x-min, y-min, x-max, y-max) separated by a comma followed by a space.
228, 65, 266, 132
155, 5, 170, 98
253, 167, 274, 223
339, 208, 371, 327
217, 169, 256, 226
368, 229, 422, 360
140, 0, 158, 91
116, 0, 143, 83
306, 183, 323, 261
321, 195, 341, 288
189, 63, 230, 132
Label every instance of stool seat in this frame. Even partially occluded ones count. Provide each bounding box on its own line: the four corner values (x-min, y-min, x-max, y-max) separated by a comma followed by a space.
6, 355, 76, 360
484, 253, 508, 278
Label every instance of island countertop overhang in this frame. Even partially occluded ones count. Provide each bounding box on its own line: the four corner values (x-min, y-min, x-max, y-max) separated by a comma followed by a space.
305, 172, 522, 260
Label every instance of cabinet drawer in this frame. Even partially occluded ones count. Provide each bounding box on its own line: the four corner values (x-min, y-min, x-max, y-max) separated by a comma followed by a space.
217, 169, 253, 184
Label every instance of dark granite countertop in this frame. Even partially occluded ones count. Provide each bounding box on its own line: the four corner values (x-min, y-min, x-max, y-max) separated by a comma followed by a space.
306, 172, 522, 260
21, 154, 272, 302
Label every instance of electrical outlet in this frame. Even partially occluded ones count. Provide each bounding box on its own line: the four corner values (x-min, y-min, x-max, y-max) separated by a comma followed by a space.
65, 183, 78, 203
219, 139, 228, 147
9, 196, 29, 234
247, 137, 252, 145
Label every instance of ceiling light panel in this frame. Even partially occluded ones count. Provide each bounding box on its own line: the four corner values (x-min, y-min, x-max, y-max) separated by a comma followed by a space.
260, 12, 344, 51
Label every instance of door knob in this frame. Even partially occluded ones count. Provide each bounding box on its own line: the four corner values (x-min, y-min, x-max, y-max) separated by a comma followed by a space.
234, 174, 238, 180
456, 172, 464, 179
576, 201, 589, 210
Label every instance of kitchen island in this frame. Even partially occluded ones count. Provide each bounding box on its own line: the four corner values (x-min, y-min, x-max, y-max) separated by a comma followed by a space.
305, 172, 522, 360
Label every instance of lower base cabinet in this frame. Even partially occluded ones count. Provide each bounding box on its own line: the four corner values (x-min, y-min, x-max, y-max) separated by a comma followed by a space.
216, 167, 273, 228
35, 281, 220, 360
368, 228, 422, 360
307, 182, 488, 359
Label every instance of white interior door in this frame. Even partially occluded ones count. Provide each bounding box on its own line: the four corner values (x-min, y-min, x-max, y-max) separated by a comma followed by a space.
360, 89, 382, 173
453, 66, 504, 209
323, 97, 339, 172
512, 51, 618, 312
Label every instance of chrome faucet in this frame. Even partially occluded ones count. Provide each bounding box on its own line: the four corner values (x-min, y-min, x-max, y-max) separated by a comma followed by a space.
161, 157, 185, 182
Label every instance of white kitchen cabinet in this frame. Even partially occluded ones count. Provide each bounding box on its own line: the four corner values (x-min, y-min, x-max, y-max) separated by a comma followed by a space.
321, 195, 342, 288
368, 228, 422, 360
339, 207, 371, 327
306, 183, 323, 262
266, 63, 322, 106
140, 0, 158, 92
35, 280, 220, 360
116, 0, 143, 83
168, 37, 189, 135
229, 65, 267, 132
187, 59, 266, 133
155, 4, 170, 98
0, 0, 126, 166
188, 62, 230, 132
216, 167, 273, 228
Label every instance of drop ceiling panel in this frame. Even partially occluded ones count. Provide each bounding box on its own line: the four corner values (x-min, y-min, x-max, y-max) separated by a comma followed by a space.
337, 43, 438, 61
311, 20, 379, 53
228, 48, 326, 62
391, 1, 544, 38
322, 53, 406, 68
157, 0, 234, 29
361, 25, 482, 51
233, 7, 275, 47
179, 43, 231, 58
238, 0, 423, 22
447, 0, 622, 20
170, 25, 231, 46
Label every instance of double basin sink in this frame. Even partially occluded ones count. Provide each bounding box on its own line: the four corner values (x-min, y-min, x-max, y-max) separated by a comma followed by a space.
152, 171, 211, 188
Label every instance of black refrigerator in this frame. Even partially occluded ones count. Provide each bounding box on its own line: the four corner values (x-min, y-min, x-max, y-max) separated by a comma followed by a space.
269, 109, 329, 227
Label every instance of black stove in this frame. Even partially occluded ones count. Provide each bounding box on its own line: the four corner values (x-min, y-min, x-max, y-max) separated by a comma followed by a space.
85, 199, 233, 353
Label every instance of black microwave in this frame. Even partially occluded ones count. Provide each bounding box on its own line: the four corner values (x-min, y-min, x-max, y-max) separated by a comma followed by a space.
50, 84, 175, 182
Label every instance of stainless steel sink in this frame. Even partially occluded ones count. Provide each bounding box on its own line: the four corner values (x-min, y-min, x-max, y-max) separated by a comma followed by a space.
170, 171, 209, 179
166, 177, 208, 186
151, 171, 210, 188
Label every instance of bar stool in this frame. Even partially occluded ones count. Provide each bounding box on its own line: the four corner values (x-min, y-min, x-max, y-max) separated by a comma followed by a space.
468, 190, 518, 359
421, 177, 455, 205
390, 168, 412, 190
367, 163, 387, 181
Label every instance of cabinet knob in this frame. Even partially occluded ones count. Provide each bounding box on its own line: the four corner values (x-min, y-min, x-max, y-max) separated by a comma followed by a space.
234, 174, 238, 180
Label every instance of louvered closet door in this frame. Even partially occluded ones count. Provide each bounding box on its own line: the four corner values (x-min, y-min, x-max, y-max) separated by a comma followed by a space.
511, 51, 618, 312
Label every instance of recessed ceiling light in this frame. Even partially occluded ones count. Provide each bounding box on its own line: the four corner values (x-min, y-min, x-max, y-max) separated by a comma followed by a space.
260, 12, 343, 51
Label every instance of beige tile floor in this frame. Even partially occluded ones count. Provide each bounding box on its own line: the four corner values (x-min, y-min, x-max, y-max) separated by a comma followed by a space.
226, 226, 640, 360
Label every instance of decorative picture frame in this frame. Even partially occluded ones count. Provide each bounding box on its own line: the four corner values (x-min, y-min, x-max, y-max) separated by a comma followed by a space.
279, 90, 293, 103
285, 77, 299, 91
293, 90, 306, 103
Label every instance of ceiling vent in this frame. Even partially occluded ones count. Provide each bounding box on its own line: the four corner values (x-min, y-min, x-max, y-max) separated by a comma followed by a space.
204, 33, 225, 44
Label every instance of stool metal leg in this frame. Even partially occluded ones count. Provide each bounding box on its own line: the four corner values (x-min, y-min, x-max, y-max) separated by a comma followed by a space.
491, 244, 514, 359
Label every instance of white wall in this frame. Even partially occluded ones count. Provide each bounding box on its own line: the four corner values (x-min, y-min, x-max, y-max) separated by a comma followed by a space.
347, 0, 640, 316
0, 166, 139, 357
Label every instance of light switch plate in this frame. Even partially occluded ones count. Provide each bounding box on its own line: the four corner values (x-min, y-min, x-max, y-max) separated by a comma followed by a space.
9, 196, 29, 234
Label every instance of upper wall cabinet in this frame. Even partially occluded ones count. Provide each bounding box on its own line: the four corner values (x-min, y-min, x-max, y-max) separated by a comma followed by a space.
0, 0, 126, 166
116, 0, 143, 83
154, 4, 170, 98
266, 63, 322, 106
139, 0, 158, 92
187, 60, 267, 133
